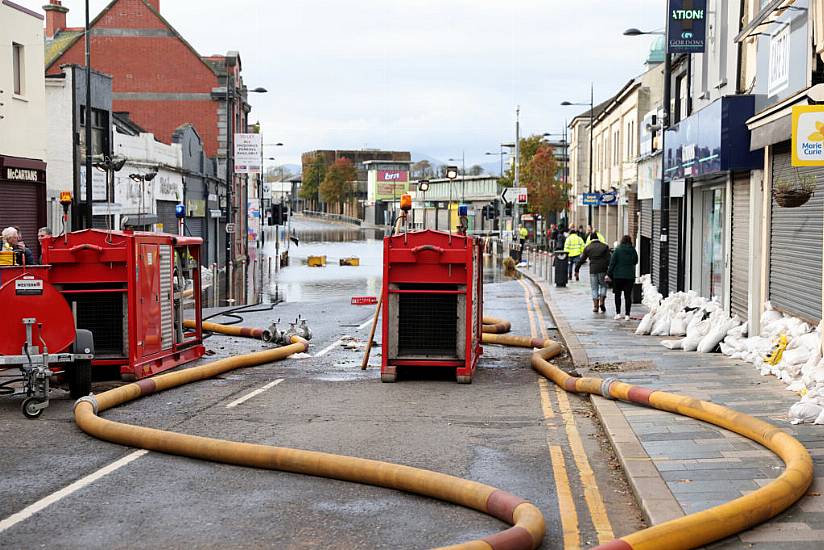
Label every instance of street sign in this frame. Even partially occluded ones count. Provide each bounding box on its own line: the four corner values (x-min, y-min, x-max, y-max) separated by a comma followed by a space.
226, 223, 236, 234
234, 133, 262, 174
501, 186, 527, 204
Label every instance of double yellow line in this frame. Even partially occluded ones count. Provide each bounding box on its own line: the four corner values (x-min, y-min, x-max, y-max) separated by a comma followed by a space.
517, 277, 614, 549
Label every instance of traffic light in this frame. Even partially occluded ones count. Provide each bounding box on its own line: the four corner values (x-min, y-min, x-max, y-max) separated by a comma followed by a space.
504, 203, 513, 216
269, 204, 290, 226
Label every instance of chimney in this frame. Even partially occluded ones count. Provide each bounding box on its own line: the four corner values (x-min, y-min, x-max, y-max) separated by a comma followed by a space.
146, 0, 160, 11
43, 0, 68, 39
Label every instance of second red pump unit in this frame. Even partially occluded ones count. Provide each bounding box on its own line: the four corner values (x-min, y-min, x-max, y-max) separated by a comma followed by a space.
381, 230, 483, 383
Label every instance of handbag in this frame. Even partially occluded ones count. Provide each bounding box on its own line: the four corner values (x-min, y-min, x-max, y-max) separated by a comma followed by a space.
604, 274, 613, 287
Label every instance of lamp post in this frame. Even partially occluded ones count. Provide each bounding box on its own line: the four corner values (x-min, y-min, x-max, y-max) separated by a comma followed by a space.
448, 153, 466, 202
223, 71, 266, 304
625, 28, 669, 296
445, 166, 458, 234
129, 169, 157, 230
561, 86, 595, 226
485, 150, 509, 178
417, 179, 430, 229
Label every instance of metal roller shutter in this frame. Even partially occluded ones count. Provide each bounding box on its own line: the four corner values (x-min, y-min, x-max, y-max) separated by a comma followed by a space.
731, 175, 750, 319
652, 209, 661, 288
0, 182, 43, 262
640, 200, 652, 238
186, 216, 205, 239
769, 146, 824, 322
669, 199, 681, 293
157, 201, 178, 235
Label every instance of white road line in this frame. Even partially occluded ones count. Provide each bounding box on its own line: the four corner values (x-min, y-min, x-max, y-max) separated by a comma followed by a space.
314, 339, 343, 358
225, 378, 285, 409
0, 449, 148, 534
356, 317, 375, 330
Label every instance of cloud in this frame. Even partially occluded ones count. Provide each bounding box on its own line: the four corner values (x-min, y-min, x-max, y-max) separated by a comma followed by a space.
18, 0, 664, 166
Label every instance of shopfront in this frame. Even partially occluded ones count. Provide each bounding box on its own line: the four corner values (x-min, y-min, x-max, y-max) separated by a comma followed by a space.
0, 155, 47, 260
665, 95, 760, 306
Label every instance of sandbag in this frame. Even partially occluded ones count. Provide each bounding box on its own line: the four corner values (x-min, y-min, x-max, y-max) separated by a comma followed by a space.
651, 313, 672, 336
661, 339, 683, 350
636, 313, 654, 335
789, 401, 823, 424
670, 313, 688, 337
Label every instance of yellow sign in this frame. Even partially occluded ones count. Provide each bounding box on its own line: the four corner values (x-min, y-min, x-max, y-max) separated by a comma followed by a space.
792, 105, 824, 167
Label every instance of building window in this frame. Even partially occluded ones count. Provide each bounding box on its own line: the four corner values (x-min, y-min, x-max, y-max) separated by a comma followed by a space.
12, 43, 24, 95
613, 129, 620, 166
79, 106, 109, 157
626, 120, 634, 160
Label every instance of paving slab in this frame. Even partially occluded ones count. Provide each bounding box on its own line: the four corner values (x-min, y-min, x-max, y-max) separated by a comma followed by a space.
520, 263, 824, 548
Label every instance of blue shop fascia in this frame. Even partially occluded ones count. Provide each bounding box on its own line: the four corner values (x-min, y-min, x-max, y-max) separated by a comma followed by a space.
656, 95, 761, 317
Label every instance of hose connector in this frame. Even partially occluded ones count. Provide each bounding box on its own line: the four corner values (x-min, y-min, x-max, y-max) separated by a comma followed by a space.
600, 377, 618, 400
74, 394, 99, 415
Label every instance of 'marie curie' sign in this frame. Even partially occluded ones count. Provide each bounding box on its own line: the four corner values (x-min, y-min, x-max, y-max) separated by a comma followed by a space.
667, 0, 707, 54
792, 105, 824, 167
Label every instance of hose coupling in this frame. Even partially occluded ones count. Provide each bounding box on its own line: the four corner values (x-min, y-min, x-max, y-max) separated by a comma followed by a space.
600, 377, 619, 400
74, 394, 99, 415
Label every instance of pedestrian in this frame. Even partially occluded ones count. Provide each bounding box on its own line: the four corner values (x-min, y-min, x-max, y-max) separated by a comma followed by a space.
1, 227, 34, 266
577, 233, 611, 313
607, 234, 638, 320
585, 226, 606, 246
37, 227, 52, 264
563, 227, 585, 281
548, 223, 559, 252
518, 225, 528, 245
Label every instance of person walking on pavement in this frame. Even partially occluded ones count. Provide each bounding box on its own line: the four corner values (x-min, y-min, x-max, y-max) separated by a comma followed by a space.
607, 234, 638, 320
563, 227, 585, 281
584, 226, 606, 246
577, 233, 611, 313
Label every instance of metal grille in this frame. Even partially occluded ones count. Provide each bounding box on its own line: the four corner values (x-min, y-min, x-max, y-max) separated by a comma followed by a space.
669, 198, 682, 293
398, 293, 458, 357
159, 245, 173, 349
731, 175, 750, 319
640, 200, 652, 238
157, 201, 178, 234
651, 209, 661, 288
0, 182, 44, 262
67, 292, 126, 357
770, 145, 824, 322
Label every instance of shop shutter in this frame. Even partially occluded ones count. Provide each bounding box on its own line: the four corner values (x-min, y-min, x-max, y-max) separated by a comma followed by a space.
669, 199, 681, 293
651, 209, 660, 288
769, 146, 824, 322
157, 201, 178, 234
0, 182, 42, 262
730, 175, 750, 319
640, 200, 652, 238
186, 216, 205, 239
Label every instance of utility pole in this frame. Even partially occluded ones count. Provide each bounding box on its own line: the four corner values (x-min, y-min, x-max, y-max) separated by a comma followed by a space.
659, 53, 671, 297
84, 0, 92, 229
224, 63, 234, 305
514, 106, 520, 236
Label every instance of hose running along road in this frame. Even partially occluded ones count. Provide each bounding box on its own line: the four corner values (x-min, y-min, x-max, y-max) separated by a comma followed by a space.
73, 316, 813, 550
74, 324, 545, 550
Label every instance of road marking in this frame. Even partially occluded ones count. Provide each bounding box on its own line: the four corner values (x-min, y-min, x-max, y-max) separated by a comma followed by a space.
517, 278, 538, 340
554, 384, 615, 544
550, 446, 581, 550
357, 317, 374, 330
314, 339, 343, 358
226, 378, 285, 408
538, 378, 555, 419
0, 449, 148, 534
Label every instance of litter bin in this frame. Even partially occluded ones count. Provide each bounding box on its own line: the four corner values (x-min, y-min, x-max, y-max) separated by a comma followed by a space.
553, 252, 569, 287
632, 280, 643, 304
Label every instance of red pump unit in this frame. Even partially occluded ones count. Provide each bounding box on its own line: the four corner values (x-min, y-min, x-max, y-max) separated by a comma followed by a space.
42, 229, 205, 380
381, 230, 483, 383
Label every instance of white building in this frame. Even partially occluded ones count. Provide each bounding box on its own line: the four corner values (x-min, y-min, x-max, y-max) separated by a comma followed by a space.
1, 1, 48, 257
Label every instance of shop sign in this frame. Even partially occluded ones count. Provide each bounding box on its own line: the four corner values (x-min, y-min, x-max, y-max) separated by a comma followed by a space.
598, 191, 618, 206
791, 105, 824, 167
234, 133, 262, 174
4, 167, 42, 182
667, 0, 707, 54
374, 170, 410, 201
582, 192, 600, 205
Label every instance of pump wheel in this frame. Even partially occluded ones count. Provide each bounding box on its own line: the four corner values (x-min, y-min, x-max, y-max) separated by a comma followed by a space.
456, 375, 472, 384
21, 398, 44, 419
380, 367, 397, 383
68, 360, 92, 399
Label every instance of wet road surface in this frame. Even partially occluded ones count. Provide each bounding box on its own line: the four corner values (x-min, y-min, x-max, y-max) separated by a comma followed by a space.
0, 218, 643, 549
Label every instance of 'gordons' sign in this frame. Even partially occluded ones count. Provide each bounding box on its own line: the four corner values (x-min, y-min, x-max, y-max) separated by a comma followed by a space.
667, 0, 707, 54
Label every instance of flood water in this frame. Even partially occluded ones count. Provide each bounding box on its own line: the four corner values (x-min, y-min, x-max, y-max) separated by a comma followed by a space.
249, 217, 505, 304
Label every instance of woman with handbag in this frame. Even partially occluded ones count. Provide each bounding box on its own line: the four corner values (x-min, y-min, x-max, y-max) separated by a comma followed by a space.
607, 235, 638, 320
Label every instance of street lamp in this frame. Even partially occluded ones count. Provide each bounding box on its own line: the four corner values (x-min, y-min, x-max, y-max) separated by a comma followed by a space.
418, 179, 430, 229
445, 166, 458, 233
129, 169, 157, 230
562, 87, 595, 226
485, 150, 509, 177
448, 153, 466, 202
625, 27, 670, 295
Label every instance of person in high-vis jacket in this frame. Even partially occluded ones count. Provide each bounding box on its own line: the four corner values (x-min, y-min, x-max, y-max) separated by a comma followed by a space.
563, 228, 585, 281
585, 225, 606, 246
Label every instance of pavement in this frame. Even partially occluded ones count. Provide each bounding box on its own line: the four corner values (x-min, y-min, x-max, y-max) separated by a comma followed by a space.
520, 261, 824, 548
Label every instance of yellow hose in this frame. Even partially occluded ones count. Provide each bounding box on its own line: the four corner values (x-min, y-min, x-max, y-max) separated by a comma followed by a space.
183, 319, 264, 339
74, 329, 545, 550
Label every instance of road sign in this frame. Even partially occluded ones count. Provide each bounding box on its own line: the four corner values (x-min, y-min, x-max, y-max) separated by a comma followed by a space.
226, 223, 236, 234
501, 186, 527, 204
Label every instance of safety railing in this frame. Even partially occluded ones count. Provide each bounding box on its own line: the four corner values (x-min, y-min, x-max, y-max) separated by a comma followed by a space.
301, 210, 363, 226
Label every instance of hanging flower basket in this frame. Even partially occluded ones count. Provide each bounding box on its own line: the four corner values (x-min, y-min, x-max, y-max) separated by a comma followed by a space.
773, 173, 817, 208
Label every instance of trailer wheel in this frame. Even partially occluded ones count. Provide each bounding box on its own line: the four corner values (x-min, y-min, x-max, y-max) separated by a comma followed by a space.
21, 398, 44, 419
68, 360, 92, 399
456, 374, 472, 384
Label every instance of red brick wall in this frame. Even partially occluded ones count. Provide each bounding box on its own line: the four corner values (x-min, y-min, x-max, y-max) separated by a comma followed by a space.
49, 0, 221, 155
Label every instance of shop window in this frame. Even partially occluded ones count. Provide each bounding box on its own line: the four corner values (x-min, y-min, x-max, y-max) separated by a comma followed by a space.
12, 43, 24, 95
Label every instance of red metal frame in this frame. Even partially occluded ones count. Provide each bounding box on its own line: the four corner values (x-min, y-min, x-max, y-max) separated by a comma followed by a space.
381, 230, 483, 382
41, 229, 205, 380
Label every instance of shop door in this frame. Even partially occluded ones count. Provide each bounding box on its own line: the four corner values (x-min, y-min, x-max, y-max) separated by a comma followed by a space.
769, 146, 824, 321
669, 198, 683, 293
730, 175, 750, 318
138, 244, 162, 357
693, 187, 726, 301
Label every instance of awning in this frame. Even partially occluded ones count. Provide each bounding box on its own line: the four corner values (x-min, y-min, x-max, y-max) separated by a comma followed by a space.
746, 84, 824, 150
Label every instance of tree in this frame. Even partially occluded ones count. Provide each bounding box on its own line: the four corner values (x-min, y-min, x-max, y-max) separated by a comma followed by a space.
498, 134, 545, 187
523, 144, 569, 220
468, 164, 484, 176
319, 157, 357, 214
412, 160, 434, 179
301, 153, 326, 209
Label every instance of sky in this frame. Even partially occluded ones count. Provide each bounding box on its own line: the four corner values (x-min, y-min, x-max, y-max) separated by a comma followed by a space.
17, 0, 664, 168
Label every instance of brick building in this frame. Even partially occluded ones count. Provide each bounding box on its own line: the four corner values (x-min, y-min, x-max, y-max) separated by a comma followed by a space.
43, 0, 257, 302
